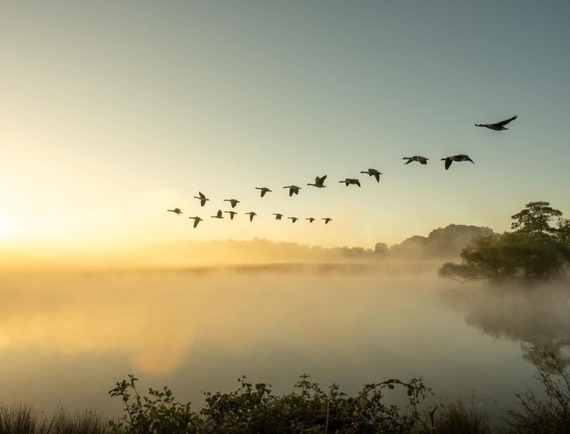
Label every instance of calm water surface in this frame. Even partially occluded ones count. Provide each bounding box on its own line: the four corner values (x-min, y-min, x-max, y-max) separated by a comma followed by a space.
1, 264, 568, 421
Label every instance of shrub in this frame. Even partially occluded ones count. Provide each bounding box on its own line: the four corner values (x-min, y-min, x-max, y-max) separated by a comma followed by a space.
507, 347, 570, 433
108, 374, 432, 433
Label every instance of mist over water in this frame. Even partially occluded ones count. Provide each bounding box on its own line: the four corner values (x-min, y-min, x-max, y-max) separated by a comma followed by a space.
0, 264, 566, 420
442, 280, 570, 367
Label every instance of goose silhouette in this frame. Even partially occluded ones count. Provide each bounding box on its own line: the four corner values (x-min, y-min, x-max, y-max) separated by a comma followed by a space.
211, 210, 223, 219
403, 156, 428, 165
360, 168, 382, 182
167, 208, 182, 215
224, 199, 240, 208
288, 217, 299, 223
245, 212, 257, 222
188, 216, 202, 228
306, 217, 316, 223
255, 187, 272, 198
339, 178, 361, 187
322, 217, 332, 224
224, 210, 237, 220
283, 185, 301, 196
441, 154, 474, 170
307, 175, 327, 188
194, 192, 209, 207
273, 213, 283, 220
475, 115, 517, 131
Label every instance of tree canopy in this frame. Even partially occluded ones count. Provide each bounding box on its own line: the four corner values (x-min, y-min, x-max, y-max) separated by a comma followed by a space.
439, 202, 570, 282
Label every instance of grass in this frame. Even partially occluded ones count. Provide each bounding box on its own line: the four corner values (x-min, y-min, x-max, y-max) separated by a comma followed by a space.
0, 405, 107, 434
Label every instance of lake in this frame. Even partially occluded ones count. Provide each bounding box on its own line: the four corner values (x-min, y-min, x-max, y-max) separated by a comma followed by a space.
1, 263, 568, 423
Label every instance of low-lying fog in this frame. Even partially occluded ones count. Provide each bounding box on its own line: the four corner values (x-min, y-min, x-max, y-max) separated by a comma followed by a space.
1, 263, 568, 420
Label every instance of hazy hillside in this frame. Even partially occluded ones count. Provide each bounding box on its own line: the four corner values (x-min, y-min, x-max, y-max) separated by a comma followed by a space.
0, 224, 495, 272
389, 224, 495, 260
129, 224, 495, 267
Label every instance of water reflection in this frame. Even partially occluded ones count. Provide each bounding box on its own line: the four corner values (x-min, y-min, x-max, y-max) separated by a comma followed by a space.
442, 280, 570, 367
1, 265, 429, 375
0, 265, 546, 417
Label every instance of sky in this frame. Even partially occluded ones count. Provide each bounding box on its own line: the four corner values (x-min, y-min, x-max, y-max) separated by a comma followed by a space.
1, 1, 569, 256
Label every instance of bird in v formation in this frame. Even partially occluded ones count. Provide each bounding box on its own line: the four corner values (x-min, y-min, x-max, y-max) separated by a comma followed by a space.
169, 114, 516, 226
475, 115, 517, 131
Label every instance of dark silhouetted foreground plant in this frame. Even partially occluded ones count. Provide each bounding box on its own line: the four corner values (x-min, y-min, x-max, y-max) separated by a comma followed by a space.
507, 347, 570, 433
108, 374, 196, 433
0, 404, 107, 434
429, 397, 492, 434
108, 374, 432, 433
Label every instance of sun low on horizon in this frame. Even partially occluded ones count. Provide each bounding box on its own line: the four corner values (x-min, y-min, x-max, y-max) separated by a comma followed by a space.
1, 1, 569, 264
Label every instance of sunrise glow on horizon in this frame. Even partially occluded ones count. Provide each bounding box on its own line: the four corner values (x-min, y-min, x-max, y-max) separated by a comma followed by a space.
2, 2, 569, 260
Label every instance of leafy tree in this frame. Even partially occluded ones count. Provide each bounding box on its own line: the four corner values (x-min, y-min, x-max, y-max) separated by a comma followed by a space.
439, 202, 570, 282
511, 201, 563, 235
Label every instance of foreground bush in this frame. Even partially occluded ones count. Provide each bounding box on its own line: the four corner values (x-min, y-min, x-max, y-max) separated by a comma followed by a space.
3, 346, 570, 433
109, 374, 432, 433
507, 348, 570, 433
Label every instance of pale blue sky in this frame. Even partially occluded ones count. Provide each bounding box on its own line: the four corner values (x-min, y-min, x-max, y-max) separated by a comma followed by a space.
1, 1, 569, 250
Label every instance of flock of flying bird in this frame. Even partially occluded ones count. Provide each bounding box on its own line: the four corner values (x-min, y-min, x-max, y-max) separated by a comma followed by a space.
168, 115, 518, 228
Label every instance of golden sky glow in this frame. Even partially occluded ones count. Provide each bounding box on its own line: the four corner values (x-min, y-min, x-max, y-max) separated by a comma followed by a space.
1, 2, 569, 260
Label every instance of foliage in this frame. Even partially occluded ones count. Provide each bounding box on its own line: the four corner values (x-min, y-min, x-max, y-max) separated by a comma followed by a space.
390, 225, 495, 260
507, 347, 570, 433
439, 202, 570, 282
108, 374, 432, 433
511, 201, 563, 235
108, 375, 196, 434
6, 348, 570, 434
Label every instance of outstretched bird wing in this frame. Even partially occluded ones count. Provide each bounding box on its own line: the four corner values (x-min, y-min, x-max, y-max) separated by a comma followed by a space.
495, 115, 518, 127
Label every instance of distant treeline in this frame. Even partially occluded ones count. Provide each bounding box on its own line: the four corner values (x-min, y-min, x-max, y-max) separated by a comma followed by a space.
146, 224, 494, 265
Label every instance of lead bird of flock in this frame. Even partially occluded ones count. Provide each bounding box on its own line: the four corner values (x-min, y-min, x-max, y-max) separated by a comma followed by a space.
475, 115, 517, 131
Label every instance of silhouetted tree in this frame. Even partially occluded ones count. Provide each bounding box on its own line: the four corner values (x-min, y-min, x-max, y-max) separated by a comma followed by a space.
390, 225, 494, 260
374, 242, 389, 259
440, 202, 570, 282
